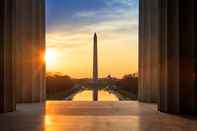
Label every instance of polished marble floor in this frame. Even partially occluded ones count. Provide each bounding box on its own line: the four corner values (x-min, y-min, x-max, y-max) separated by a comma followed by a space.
0, 101, 197, 131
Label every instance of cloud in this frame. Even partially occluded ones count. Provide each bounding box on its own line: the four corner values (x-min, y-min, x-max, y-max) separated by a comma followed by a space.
46, 32, 90, 50
46, 13, 138, 48
46, 6, 138, 41
46, 0, 139, 77
46, 0, 138, 32
46, 0, 108, 28
105, 0, 138, 9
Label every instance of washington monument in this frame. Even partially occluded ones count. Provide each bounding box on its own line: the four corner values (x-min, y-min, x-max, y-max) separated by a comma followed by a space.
93, 33, 98, 101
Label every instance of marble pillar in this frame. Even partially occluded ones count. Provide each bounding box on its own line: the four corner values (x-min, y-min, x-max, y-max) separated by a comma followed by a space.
139, 0, 197, 114
138, 0, 160, 103
0, 0, 16, 113
14, 0, 46, 103
159, 0, 197, 114
0, 0, 45, 113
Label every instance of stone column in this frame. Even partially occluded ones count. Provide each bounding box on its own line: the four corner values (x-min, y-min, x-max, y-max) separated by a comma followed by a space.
0, 0, 45, 113
31, 0, 46, 102
0, 0, 16, 113
195, 0, 197, 114
14, 0, 45, 103
159, 0, 197, 114
139, 0, 196, 114
138, 0, 160, 103
150, 0, 161, 103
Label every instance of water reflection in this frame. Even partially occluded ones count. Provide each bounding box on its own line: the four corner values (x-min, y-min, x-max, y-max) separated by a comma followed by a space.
72, 90, 119, 101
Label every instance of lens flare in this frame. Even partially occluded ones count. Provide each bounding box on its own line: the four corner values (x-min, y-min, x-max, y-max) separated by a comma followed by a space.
45, 48, 58, 66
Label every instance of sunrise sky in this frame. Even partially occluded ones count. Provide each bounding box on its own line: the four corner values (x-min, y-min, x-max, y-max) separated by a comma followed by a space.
46, 0, 138, 78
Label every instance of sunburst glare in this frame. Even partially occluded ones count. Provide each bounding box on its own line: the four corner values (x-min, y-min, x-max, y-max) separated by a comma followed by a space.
45, 48, 58, 66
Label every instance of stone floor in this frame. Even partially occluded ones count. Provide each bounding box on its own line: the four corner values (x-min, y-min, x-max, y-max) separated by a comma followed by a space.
0, 101, 197, 131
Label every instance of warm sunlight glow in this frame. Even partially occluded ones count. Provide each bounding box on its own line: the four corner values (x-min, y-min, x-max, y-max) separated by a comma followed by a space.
45, 48, 58, 66
73, 90, 118, 101
46, 0, 139, 78
45, 115, 52, 125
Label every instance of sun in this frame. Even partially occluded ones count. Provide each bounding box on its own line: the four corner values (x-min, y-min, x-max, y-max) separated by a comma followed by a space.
45, 48, 57, 66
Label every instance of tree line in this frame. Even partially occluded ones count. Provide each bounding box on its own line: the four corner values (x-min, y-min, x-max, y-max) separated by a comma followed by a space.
46, 73, 138, 100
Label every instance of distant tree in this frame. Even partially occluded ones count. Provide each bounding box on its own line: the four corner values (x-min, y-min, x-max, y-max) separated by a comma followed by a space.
46, 74, 74, 95
117, 74, 138, 95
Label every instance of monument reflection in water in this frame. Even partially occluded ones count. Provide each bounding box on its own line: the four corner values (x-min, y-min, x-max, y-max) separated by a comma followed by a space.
73, 90, 119, 101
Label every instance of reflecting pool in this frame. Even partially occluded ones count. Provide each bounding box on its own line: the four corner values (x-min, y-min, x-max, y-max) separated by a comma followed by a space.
72, 90, 119, 101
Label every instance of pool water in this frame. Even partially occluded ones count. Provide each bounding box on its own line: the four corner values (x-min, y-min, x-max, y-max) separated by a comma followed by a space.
72, 90, 119, 101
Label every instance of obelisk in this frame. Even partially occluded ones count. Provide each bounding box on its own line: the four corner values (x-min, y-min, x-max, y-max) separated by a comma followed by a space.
93, 33, 98, 101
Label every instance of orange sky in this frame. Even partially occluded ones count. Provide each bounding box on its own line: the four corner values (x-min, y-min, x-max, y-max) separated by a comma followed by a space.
46, 0, 138, 78
46, 31, 138, 78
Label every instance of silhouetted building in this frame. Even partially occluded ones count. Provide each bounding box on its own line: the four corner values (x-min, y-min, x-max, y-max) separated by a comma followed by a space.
0, 0, 196, 115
